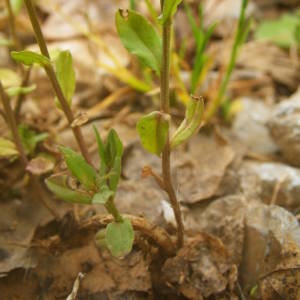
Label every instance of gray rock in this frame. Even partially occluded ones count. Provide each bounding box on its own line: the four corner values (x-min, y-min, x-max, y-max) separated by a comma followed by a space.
241, 202, 300, 291
232, 98, 278, 155
184, 195, 300, 291
268, 89, 300, 167
240, 161, 300, 210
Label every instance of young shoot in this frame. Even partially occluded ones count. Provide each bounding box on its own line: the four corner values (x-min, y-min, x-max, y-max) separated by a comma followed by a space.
116, 0, 205, 249
46, 127, 134, 258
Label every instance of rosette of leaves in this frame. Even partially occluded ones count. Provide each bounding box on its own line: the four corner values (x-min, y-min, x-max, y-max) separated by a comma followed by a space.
45, 128, 134, 258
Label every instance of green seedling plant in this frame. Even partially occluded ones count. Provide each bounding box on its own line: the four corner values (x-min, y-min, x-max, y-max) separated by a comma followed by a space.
116, 0, 204, 248
6, 0, 137, 258
45, 128, 135, 257
2, 0, 249, 259
7, 0, 173, 259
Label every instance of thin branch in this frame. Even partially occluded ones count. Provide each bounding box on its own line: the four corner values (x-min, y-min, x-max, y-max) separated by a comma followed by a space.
14, 67, 32, 121
160, 14, 184, 248
0, 82, 27, 166
23, 0, 91, 164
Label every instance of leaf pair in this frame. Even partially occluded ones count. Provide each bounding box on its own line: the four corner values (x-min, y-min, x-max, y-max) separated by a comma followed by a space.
11, 49, 75, 106
46, 128, 123, 206
94, 127, 123, 192
45, 128, 134, 258
136, 97, 204, 155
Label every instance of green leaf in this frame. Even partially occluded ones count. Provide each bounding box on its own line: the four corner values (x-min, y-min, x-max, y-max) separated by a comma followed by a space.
6, 84, 36, 97
108, 156, 122, 192
10, 0, 23, 15
136, 111, 169, 156
0, 137, 18, 157
255, 13, 300, 48
170, 96, 204, 148
116, 9, 162, 73
45, 175, 92, 204
159, 0, 183, 25
54, 50, 76, 105
18, 124, 48, 155
106, 219, 134, 257
60, 147, 97, 190
93, 126, 108, 177
11, 50, 50, 67
92, 185, 114, 205
106, 129, 123, 168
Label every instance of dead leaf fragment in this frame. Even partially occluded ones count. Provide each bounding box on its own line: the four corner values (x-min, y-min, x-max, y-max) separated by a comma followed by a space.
26, 156, 55, 175
260, 241, 300, 300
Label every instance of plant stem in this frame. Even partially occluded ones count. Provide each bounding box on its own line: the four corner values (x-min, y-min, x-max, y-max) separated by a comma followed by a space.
105, 198, 123, 223
0, 82, 59, 218
23, 0, 91, 164
5, 0, 21, 50
14, 67, 31, 121
160, 17, 184, 248
0, 82, 27, 166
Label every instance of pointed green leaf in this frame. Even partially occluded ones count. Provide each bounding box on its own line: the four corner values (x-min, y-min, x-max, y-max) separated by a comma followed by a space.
108, 156, 122, 192
92, 185, 114, 205
116, 9, 162, 73
6, 84, 36, 97
0, 137, 18, 157
45, 175, 92, 204
60, 147, 97, 190
11, 50, 50, 67
93, 126, 108, 177
106, 219, 134, 257
106, 129, 123, 167
159, 0, 183, 25
136, 111, 170, 156
54, 50, 76, 105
